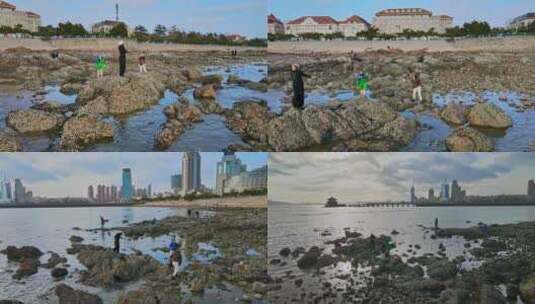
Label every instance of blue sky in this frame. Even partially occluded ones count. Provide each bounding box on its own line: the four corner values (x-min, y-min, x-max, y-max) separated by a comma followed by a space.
269, 0, 534, 27
0, 152, 268, 197
10, 0, 266, 38
269, 153, 535, 204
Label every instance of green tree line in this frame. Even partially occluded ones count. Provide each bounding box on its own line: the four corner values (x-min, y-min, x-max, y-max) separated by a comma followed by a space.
269, 20, 535, 41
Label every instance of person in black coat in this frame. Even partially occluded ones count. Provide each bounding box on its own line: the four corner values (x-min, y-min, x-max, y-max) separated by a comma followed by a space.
114, 232, 122, 253
118, 41, 128, 77
291, 64, 309, 109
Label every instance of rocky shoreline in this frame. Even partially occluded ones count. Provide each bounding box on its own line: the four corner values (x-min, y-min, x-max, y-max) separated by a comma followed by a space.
269, 219, 535, 303
0, 47, 266, 151
267, 50, 535, 152
0, 207, 267, 304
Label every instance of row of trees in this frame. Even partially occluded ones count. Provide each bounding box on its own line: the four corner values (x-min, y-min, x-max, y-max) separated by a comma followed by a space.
269, 20, 535, 41
2, 21, 266, 47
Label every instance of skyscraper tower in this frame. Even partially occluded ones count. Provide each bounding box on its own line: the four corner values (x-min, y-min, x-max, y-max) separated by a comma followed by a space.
410, 185, 417, 203
14, 179, 25, 204
121, 168, 133, 202
529, 180, 535, 198
216, 151, 246, 195
88, 185, 94, 201
115, 3, 119, 22
182, 152, 201, 194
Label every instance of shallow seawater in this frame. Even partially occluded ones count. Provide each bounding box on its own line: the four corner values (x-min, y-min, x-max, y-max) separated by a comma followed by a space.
0, 207, 253, 304
268, 203, 535, 303
404, 91, 535, 152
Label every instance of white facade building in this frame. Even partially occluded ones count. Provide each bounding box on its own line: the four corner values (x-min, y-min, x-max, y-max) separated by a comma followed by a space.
373, 8, 453, 34
285, 15, 369, 37
509, 13, 535, 29
268, 14, 285, 35
224, 166, 267, 194
0, 1, 41, 32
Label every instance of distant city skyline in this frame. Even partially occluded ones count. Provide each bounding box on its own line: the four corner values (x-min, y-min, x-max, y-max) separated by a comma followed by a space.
269, 0, 534, 27
9, 0, 266, 38
0, 153, 267, 198
269, 153, 535, 204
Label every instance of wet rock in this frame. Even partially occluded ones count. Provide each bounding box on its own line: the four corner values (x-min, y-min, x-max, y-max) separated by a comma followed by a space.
155, 103, 204, 150
117, 287, 182, 304
181, 67, 202, 81
42, 252, 67, 269
6, 109, 64, 134
60, 82, 84, 95
59, 115, 114, 151
51, 267, 68, 279
426, 259, 457, 281
13, 258, 39, 280
78, 96, 108, 115
200, 74, 223, 88
297, 247, 321, 269
440, 103, 467, 125
480, 284, 507, 304
1, 246, 43, 262
252, 281, 267, 294
467, 103, 513, 129
55, 283, 103, 304
243, 82, 268, 92
0, 300, 24, 304
190, 277, 206, 293
446, 127, 493, 152
69, 235, 84, 243
520, 274, 535, 304
77, 74, 166, 115
225, 100, 273, 145
193, 84, 217, 100
279, 247, 291, 257
196, 97, 223, 114
0, 129, 23, 152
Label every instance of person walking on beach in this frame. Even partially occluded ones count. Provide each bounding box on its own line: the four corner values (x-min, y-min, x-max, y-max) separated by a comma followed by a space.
113, 232, 122, 253
291, 64, 309, 109
434, 217, 439, 230
355, 71, 369, 97
170, 248, 182, 278
99, 216, 107, 228
118, 41, 128, 77
411, 71, 423, 103
95, 55, 107, 79
138, 54, 147, 73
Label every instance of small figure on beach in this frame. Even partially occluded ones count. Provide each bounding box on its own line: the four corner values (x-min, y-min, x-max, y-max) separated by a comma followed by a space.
231, 49, 238, 58
187, 209, 192, 217
170, 247, 182, 278
118, 41, 128, 77
411, 71, 423, 103
291, 64, 309, 110
195, 210, 200, 218
113, 232, 122, 253
138, 54, 147, 73
355, 71, 369, 97
95, 55, 107, 79
434, 217, 439, 230
51, 50, 59, 59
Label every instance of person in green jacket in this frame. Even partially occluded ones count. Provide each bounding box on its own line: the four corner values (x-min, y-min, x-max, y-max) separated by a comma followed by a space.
95, 55, 108, 78
355, 72, 369, 97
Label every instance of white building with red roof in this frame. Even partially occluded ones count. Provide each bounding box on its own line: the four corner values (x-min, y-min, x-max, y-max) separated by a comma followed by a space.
283, 15, 370, 37
268, 14, 285, 35
373, 8, 453, 34
0, 0, 41, 32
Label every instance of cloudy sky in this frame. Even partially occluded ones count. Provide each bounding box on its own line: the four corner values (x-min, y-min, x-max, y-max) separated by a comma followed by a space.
269, 153, 535, 204
269, 0, 533, 27
11, 0, 266, 38
0, 152, 267, 198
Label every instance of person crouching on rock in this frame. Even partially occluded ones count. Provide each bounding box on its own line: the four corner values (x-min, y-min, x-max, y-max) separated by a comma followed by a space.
118, 41, 128, 77
138, 54, 147, 73
95, 55, 107, 79
168, 236, 179, 266
114, 232, 122, 253
411, 71, 423, 103
170, 247, 182, 278
291, 64, 309, 110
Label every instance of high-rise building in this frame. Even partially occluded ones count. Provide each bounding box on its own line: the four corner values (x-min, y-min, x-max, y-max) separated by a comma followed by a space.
428, 188, 435, 201
440, 180, 449, 200
88, 185, 94, 200
451, 180, 466, 201
223, 166, 268, 194
216, 152, 246, 195
410, 185, 417, 203
171, 174, 182, 191
5, 181, 11, 200
111, 185, 118, 202
121, 168, 133, 202
182, 152, 201, 194
14, 178, 25, 204
528, 180, 535, 198
147, 184, 152, 198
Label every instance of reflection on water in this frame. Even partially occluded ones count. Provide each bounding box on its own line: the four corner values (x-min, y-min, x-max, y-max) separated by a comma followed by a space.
0, 207, 236, 303
268, 203, 535, 302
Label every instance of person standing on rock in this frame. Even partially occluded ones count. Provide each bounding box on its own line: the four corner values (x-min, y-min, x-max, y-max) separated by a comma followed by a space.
291, 64, 309, 109
355, 71, 369, 97
168, 237, 179, 265
118, 41, 128, 77
171, 247, 182, 278
411, 71, 423, 103
138, 54, 147, 73
113, 232, 122, 253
